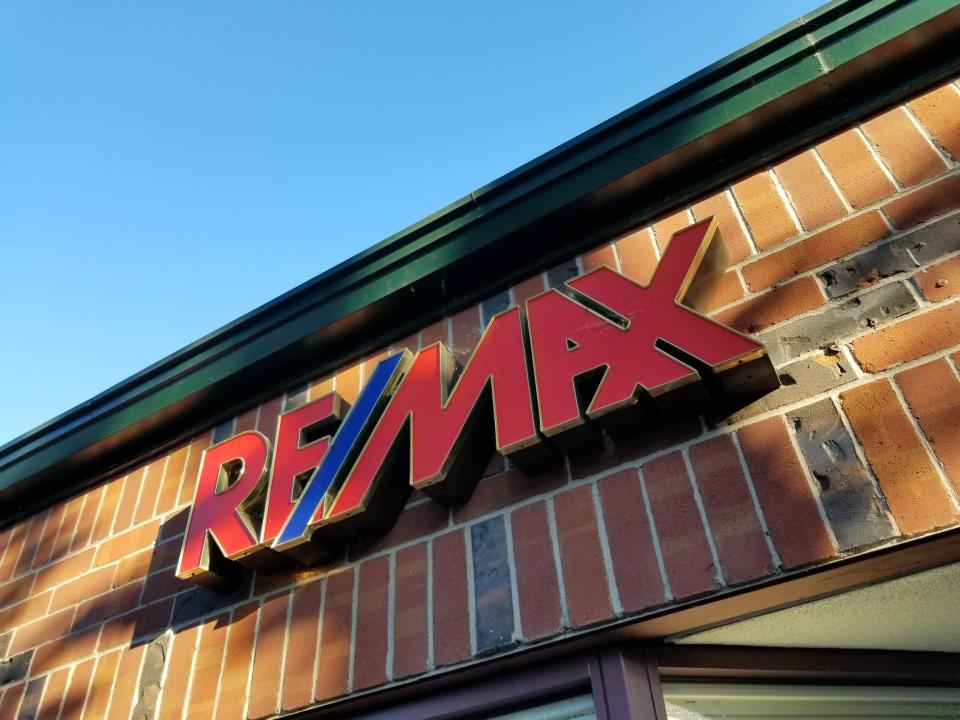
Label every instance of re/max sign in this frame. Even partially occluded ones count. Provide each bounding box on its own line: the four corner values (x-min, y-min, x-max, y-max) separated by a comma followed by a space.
177, 219, 777, 587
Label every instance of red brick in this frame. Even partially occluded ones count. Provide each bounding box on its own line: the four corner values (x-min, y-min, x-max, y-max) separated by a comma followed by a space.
91, 476, 124, 543
216, 602, 259, 720
553, 485, 612, 627
842, 380, 959, 534
70, 486, 103, 553
60, 656, 95, 720
336, 363, 362, 404
108, 644, 145, 720
862, 106, 949, 187
432, 530, 471, 667
36, 667, 70, 718
115, 547, 153, 589
96, 519, 161, 567
32, 547, 95, 595
186, 614, 229, 720
354, 499, 449, 559
157, 624, 200, 720
0, 571, 36, 612
50, 565, 114, 612
597, 469, 665, 613
690, 435, 774, 584
510, 502, 563, 640
141, 567, 193, 604
178, 434, 211, 507
568, 417, 703, 482
817, 129, 897, 209
420, 318, 448, 348
481, 451, 506, 478
134, 458, 168, 526
353, 555, 390, 691
252, 553, 344, 598
256, 395, 285, 447
392, 543, 429, 679
581, 242, 619, 272
0, 682, 25, 718
0, 591, 50, 634
387, 334, 418, 356
97, 598, 172, 651
732, 171, 799, 250
852, 302, 960, 372
248, 595, 289, 719
706, 271, 745, 313
616, 226, 659, 285
31, 626, 99, 674
73, 579, 143, 635
13, 512, 47, 577
0, 522, 28, 583
692, 190, 754, 263
84, 650, 122, 719
714, 275, 825, 334
155, 444, 189, 517
235, 404, 259, 432
512, 273, 545, 308
737, 417, 835, 568
450, 305, 482, 368
454, 465, 566, 524
33, 503, 66, 569
112, 468, 146, 534
281, 580, 323, 710
652, 209, 695, 252
910, 83, 960, 161
307, 374, 336, 403
8, 606, 73, 654
775, 150, 847, 231
897, 359, 960, 496
315, 568, 354, 701
642, 453, 719, 597
743, 211, 890, 291
916, 255, 960, 303
53, 496, 84, 562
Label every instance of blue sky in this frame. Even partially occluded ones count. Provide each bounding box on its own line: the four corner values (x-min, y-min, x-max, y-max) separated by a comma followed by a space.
0, 0, 821, 445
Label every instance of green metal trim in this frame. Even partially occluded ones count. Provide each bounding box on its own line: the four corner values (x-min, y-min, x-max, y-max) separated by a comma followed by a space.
3, 0, 960, 521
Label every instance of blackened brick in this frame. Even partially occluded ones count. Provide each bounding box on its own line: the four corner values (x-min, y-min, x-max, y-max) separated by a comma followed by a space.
787, 399, 897, 550
818, 211, 960, 298
470, 516, 515, 653
738, 417, 836, 568
480, 291, 510, 328
17, 677, 44, 720
758, 282, 918, 365
720, 351, 854, 425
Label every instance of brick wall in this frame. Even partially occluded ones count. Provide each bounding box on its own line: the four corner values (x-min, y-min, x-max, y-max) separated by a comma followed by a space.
2, 78, 960, 719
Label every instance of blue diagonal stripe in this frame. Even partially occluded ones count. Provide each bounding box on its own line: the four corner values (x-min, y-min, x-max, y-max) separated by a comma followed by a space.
274, 352, 405, 548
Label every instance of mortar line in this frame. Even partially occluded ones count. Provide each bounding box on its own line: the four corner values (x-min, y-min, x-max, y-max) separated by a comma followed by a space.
680, 448, 726, 587
590, 481, 622, 616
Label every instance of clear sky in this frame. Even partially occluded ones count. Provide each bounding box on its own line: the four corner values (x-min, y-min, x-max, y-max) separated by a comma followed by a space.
0, 0, 822, 446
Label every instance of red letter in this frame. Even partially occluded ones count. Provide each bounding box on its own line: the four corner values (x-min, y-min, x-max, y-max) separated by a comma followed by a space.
317, 307, 550, 541
261, 392, 342, 546
527, 219, 776, 449
176, 431, 270, 587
